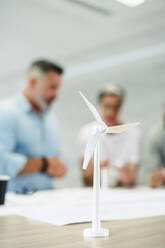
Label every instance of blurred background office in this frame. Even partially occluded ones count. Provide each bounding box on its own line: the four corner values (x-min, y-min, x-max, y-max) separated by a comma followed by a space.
0, 0, 165, 188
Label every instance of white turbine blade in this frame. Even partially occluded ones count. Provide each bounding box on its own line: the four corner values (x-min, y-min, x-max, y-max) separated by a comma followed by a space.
83, 131, 101, 170
79, 91, 104, 125
106, 122, 139, 134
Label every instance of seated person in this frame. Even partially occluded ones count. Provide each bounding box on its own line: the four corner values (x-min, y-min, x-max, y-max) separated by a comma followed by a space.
142, 117, 165, 188
0, 59, 67, 193
78, 84, 140, 187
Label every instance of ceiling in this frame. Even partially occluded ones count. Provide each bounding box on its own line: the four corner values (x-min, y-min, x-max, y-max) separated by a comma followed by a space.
0, 0, 165, 80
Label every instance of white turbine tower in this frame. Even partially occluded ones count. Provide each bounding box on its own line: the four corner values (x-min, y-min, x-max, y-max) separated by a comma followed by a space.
79, 91, 139, 238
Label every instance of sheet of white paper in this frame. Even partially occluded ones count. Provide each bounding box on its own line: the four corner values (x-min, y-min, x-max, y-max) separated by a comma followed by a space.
1, 188, 165, 225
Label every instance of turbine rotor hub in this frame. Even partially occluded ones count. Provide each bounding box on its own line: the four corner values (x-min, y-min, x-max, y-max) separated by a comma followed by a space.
96, 124, 107, 133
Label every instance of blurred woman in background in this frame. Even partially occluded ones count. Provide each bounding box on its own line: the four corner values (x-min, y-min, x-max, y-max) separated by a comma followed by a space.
78, 83, 140, 187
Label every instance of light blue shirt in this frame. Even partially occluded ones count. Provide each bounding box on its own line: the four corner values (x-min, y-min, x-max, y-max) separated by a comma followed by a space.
0, 93, 61, 193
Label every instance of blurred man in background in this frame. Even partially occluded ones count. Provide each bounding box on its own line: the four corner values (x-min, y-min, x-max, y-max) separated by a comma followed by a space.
0, 59, 67, 193
78, 84, 140, 187
142, 110, 165, 188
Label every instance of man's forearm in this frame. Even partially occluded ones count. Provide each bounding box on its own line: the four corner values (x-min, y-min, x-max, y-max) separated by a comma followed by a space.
17, 157, 43, 176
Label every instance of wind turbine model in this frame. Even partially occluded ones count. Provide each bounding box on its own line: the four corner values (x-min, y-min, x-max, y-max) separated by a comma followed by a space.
79, 91, 139, 238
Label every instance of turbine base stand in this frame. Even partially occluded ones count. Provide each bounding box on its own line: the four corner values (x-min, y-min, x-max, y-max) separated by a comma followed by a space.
84, 228, 109, 238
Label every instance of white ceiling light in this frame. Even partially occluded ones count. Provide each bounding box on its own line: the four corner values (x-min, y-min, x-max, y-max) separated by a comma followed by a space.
116, 0, 145, 7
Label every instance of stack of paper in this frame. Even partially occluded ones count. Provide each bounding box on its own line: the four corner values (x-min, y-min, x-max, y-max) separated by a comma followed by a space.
0, 188, 164, 225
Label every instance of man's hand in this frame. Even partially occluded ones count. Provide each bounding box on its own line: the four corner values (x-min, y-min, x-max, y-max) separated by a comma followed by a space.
151, 168, 165, 188
119, 164, 137, 187
47, 157, 67, 178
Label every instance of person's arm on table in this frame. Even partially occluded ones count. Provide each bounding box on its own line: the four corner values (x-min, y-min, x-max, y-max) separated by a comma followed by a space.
80, 158, 109, 186
80, 158, 93, 186
142, 127, 164, 187
119, 163, 137, 187
149, 136, 165, 187
150, 168, 165, 188
17, 157, 67, 178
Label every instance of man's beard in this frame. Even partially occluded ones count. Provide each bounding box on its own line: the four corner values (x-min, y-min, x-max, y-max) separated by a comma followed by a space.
36, 94, 53, 112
